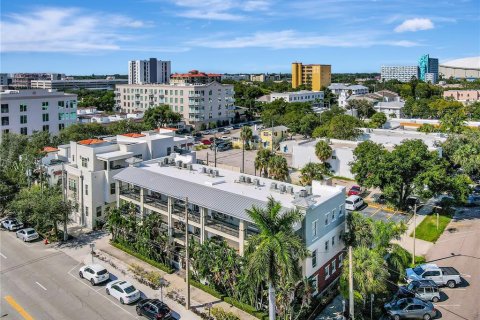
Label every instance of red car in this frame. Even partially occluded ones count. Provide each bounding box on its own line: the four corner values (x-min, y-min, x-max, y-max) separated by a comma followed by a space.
348, 185, 362, 196
201, 139, 212, 145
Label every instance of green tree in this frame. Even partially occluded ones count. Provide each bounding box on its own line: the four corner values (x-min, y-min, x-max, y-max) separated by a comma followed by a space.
418, 123, 439, 133
325, 114, 363, 140
439, 111, 466, 133
240, 126, 253, 173
346, 99, 375, 119
298, 113, 321, 137
369, 112, 387, 128
268, 154, 289, 181
245, 198, 309, 320
255, 149, 273, 177
299, 163, 329, 186
314, 140, 333, 162
107, 119, 149, 135
143, 105, 182, 129
443, 131, 480, 176
57, 123, 109, 143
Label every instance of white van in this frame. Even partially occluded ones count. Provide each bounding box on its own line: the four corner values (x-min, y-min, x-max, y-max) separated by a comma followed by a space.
345, 195, 364, 211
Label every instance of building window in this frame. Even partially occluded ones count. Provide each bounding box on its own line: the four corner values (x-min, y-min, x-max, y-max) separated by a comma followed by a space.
58, 101, 65, 108
1, 117, 9, 126
2, 129, 9, 134
312, 219, 318, 238
312, 249, 317, 268
325, 213, 329, 225
85, 184, 88, 195
1, 104, 8, 113
81, 157, 88, 168
20, 127, 27, 135
68, 179, 77, 191
42, 113, 49, 122
331, 209, 336, 221
339, 205, 344, 216
59, 123, 65, 131
42, 102, 49, 110
42, 125, 49, 132
332, 260, 336, 272
325, 265, 330, 279
311, 275, 318, 295
110, 183, 116, 194
339, 253, 344, 267
96, 206, 102, 217
325, 240, 329, 251
85, 206, 89, 216
20, 115, 27, 124
20, 104, 27, 112
332, 236, 335, 246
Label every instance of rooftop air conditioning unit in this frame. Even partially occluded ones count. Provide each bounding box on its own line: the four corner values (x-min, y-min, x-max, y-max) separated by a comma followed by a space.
187, 164, 193, 170
215, 170, 219, 177
279, 184, 286, 193
163, 158, 169, 165
253, 178, 260, 186
169, 159, 175, 165
286, 185, 294, 194
299, 189, 308, 197
176, 160, 183, 168
201, 167, 207, 173
270, 182, 277, 190
246, 177, 252, 184
306, 186, 312, 195
239, 175, 246, 183
183, 163, 188, 169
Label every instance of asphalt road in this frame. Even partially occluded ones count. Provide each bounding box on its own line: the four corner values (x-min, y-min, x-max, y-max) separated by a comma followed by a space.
425, 207, 480, 320
0, 229, 139, 320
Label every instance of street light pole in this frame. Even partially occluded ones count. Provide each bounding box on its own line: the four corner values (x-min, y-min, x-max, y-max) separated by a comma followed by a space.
412, 202, 417, 266
185, 197, 191, 310
349, 245, 354, 320
62, 163, 68, 241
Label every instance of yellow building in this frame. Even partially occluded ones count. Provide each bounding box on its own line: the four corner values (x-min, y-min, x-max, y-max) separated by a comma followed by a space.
260, 126, 288, 150
291, 62, 331, 91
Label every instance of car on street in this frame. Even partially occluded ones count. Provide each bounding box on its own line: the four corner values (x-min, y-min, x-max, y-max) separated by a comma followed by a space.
2, 218, 24, 231
136, 299, 172, 319
217, 142, 232, 152
347, 185, 363, 196
232, 124, 242, 129
106, 280, 141, 304
79, 264, 110, 285
202, 130, 211, 135
210, 129, 218, 134
384, 297, 436, 320
201, 139, 212, 145
345, 195, 364, 211
472, 184, 480, 195
395, 280, 441, 302
217, 128, 225, 133
406, 263, 461, 288
224, 126, 234, 131
467, 194, 480, 206
15, 228, 39, 242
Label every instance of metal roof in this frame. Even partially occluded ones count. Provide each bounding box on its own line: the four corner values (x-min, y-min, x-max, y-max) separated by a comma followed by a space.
114, 167, 268, 223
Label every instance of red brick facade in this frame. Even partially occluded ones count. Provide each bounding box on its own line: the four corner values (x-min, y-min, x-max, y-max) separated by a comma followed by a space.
311, 248, 345, 294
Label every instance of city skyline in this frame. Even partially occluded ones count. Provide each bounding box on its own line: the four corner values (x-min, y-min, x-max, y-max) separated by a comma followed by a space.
1, 0, 479, 74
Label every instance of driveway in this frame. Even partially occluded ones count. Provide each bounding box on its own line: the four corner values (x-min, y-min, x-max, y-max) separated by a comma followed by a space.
425, 206, 480, 320
354, 204, 411, 224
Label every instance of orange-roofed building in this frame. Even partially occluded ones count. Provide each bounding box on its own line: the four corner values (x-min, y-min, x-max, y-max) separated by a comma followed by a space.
121, 133, 146, 138
170, 70, 222, 85
43, 146, 59, 153
78, 139, 106, 145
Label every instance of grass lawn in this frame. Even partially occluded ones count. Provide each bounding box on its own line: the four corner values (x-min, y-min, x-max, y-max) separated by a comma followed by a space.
411, 214, 452, 243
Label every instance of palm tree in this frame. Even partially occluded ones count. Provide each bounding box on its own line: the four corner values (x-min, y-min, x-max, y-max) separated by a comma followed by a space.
245, 197, 309, 320
255, 149, 273, 177
300, 162, 329, 186
315, 140, 332, 162
268, 155, 289, 181
240, 126, 253, 173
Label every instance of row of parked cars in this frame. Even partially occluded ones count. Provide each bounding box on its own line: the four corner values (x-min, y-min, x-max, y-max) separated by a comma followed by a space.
384, 263, 461, 319
1, 218, 40, 242
79, 264, 172, 319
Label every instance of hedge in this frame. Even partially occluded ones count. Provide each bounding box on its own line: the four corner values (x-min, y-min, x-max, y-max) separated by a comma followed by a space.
189, 279, 225, 300
224, 297, 268, 320
110, 241, 175, 274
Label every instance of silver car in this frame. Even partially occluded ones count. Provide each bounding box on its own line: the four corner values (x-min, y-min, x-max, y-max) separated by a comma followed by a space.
16, 228, 39, 242
385, 297, 436, 320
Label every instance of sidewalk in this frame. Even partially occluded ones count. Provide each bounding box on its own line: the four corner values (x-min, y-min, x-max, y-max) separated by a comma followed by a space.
314, 295, 344, 320
392, 214, 433, 257
56, 226, 257, 320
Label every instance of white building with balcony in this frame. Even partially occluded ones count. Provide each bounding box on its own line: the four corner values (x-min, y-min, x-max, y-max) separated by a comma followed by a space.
62, 131, 194, 229
270, 90, 324, 104
115, 82, 235, 129
114, 161, 346, 295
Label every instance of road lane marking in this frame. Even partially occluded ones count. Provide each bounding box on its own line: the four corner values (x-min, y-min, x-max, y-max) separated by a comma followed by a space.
68, 262, 82, 274
370, 207, 382, 217
4, 295, 35, 320
35, 282, 47, 291
0, 252, 6, 259
436, 304, 461, 307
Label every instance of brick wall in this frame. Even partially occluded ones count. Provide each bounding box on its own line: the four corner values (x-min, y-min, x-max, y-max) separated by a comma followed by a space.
311, 249, 345, 295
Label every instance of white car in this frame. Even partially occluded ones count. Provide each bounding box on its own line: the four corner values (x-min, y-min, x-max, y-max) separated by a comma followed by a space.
3, 218, 24, 231
79, 264, 110, 285
106, 280, 141, 304
345, 195, 364, 211
16, 228, 39, 242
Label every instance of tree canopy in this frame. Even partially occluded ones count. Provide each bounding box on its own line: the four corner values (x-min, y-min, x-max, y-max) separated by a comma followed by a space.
143, 105, 182, 129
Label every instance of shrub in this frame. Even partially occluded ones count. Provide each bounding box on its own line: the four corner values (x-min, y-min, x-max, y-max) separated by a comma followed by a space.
110, 241, 175, 273
223, 297, 268, 319
190, 279, 225, 300
211, 307, 240, 320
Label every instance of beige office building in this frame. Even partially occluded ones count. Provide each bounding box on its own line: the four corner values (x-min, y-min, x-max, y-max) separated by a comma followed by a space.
292, 62, 331, 91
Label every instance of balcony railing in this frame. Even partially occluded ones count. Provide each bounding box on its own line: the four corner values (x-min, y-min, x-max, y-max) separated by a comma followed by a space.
144, 195, 168, 211
120, 188, 141, 201
172, 206, 201, 224
206, 217, 239, 238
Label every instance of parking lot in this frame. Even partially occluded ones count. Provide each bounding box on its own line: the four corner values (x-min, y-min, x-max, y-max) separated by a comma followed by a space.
357, 204, 411, 224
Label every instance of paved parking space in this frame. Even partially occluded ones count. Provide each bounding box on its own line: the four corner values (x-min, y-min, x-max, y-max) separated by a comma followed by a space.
355, 205, 411, 224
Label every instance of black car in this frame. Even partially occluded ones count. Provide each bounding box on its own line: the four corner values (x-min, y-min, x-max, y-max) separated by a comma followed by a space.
473, 184, 480, 195
232, 124, 241, 129
395, 280, 440, 302
136, 299, 171, 319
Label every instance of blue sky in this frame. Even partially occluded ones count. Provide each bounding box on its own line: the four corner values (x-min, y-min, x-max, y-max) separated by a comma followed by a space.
1, 0, 479, 75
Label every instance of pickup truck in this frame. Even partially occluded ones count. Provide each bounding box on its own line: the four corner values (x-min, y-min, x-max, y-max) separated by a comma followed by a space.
2, 218, 24, 231
406, 263, 461, 288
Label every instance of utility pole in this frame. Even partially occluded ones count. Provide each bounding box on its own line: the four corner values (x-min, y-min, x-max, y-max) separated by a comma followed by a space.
349, 245, 354, 320
214, 135, 217, 167
412, 202, 417, 266
206, 153, 209, 166
185, 197, 191, 310
62, 163, 68, 241
271, 119, 274, 152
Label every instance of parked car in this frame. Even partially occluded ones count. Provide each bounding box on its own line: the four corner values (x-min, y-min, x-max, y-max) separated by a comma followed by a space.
136, 299, 172, 319
395, 280, 441, 302
466, 194, 480, 206
79, 264, 110, 285
106, 280, 141, 304
232, 124, 241, 129
217, 128, 225, 133
201, 139, 212, 145
217, 142, 232, 152
385, 297, 436, 320
202, 130, 211, 135
2, 218, 24, 231
347, 185, 363, 196
406, 264, 461, 288
221, 136, 231, 140
345, 195, 364, 211
15, 228, 39, 242
224, 126, 234, 131
372, 193, 386, 204
472, 184, 480, 195
210, 129, 218, 134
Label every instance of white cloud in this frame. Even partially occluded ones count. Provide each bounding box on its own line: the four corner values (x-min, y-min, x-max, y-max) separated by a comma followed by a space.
0, 7, 180, 53
188, 30, 420, 49
394, 18, 434, 32
171, 0, 272, 20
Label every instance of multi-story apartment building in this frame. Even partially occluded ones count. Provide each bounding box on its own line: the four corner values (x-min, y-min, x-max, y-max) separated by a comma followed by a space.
328, 83, 369, 96
170, 70, 222, 85
63, 130, 194, 229
221, 74, 250, 81
381, 66, 419, 82
419, 54, 439, 83
0, 74, 9, 87
115, 82, 235, 128
292, 62, 331, 91
0, 89, 77, 137
114, 160, 346, 294
444, 90, 480, 105
31, 78, 127, 90
270, 90, 324, 103
128, 58, 171, 84
12, 73, 65, 89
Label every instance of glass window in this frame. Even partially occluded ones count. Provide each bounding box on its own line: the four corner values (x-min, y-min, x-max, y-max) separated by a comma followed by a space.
332, 236, 335, 246
58, 101, 65, 108
312, 249, 317, 268
325, 213, 329, 225
20, 104, 27, 112
325, 240, 329, 251
42, 125, 49, 132
332, 260, 336, 272
312, 220, 318, 237
325, 265, 330, 279
81, 157, 88, 168
1, 104, 9, 113
20, 115, 27, 124
85, 206, 89, 216
42, 102, 49, 110
20, 127, 27, 135
96, 206, 102, 217
339, 253, 344, 266
110, 183, 116, 194
59, 123, 65, 131
85, 184, 88, 195
331, 209, 336, 220
1, 117, 9, 125
42, 113, 49, 122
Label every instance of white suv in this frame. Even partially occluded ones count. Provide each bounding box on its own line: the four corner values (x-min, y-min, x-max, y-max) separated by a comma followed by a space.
345, 195, 364, 211
79, 264, 110, 285
106, 280, 141, 304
